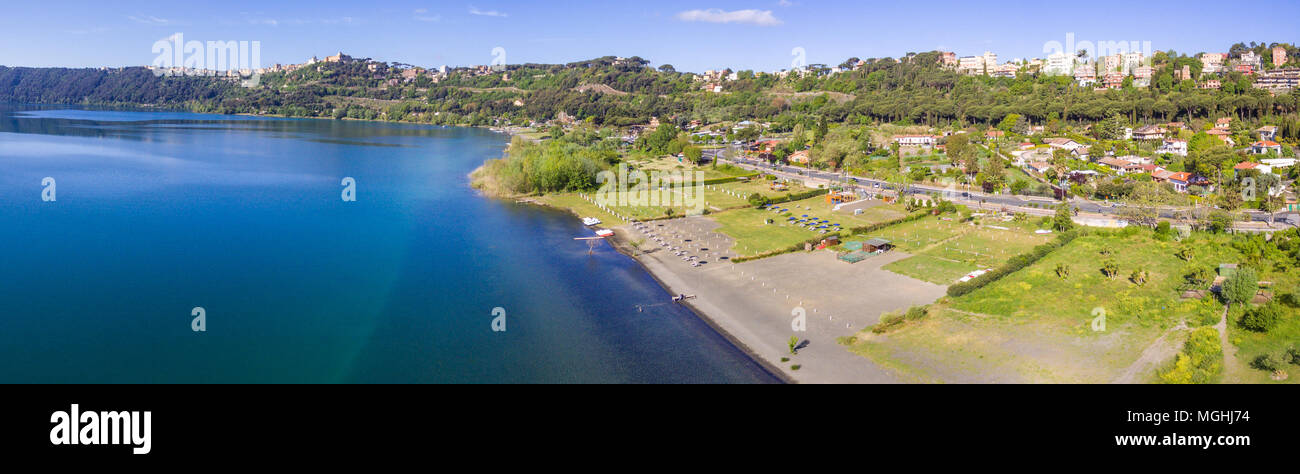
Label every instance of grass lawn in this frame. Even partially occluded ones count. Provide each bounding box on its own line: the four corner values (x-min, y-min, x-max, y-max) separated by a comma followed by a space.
853, 216, 964, 252
1225, 302, 1300, 384
844, 230, 1247, 383
539, 193, 627, 224
711, 197, 906, 258
884, 255, 979, 285
866, 216, 1053, 284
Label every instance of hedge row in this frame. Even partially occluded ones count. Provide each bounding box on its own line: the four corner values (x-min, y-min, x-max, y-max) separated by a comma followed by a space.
845, 209, 931, 235
946, 229, 1082, 297
700, 173, 760, 186
766, 188, 829, 205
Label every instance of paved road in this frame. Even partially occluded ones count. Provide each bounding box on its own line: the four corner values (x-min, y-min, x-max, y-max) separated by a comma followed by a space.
703, 147, 1297, 229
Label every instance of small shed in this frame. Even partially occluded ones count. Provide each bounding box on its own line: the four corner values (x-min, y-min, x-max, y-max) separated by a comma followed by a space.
863, 238, 893, 252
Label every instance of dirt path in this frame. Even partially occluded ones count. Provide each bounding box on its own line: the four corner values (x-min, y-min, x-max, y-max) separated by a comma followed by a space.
1112, 322, 1188, 384
1216, 305, 1245, 382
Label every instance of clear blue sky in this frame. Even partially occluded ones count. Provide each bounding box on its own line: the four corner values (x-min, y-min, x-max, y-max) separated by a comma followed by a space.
1, 0, 1296, 73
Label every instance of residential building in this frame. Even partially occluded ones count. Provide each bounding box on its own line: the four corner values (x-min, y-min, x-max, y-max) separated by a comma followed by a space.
893, 135, 937, 147
1157, 139, 1189, 157
1206, 129, 1236, 147
789, 150, 811, 164
1199, 80, 1222, 90
1201, 53, 1227, 74
1240, 51, 1262, 69
1044, 138, 1084, 151
1257, 126, 1279, 141
1274, 46, 1288, 69
983, 51, 998, 72
1122, 52, 1144, 74
1074, 64, 1096, 86
957, 56, 982, 75
1102, 54, 1122, 73
1250, 141, 1283, 155
1103, 72, 1125, 89
1167, 172, 1193, 193
940, 52, 958, 68
1234, 161, 1274, 175
1099, 157, 1142, 174
1044, 52, 1074, 76
1133, 125, 1166, 141
1215, 117, 1233, 129
991, 63, 1019, 78
1026, 162, 1053, 174
1253, 68, 1300, 94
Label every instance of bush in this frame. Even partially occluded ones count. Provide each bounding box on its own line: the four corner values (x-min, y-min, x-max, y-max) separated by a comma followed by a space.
1288, 346, 1300, 366
1239, 303, 1281, 333
1251, 354, 1283, 372
1155, 221, 1172, 240
871, 313, 906, 334
1158, 327, 1223, 384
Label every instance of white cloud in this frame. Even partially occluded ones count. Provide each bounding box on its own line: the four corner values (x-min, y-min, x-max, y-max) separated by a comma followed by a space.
675, 9, 781, 26
778, 0, 795, 6
468, 6, 507, 17
127, 15, 172, 25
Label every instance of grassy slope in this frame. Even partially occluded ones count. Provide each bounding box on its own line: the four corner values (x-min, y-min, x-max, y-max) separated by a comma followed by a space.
847, 231, 1245, 383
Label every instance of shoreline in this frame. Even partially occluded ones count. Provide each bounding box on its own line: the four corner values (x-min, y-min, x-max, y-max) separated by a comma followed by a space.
495, 193, 795, 383
602, 228, 797, 384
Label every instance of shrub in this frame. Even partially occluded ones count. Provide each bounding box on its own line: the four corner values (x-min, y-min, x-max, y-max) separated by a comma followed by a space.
1155, 221, 1172, 240
1158, 327, 1223, 384
1101, 260, 1120, 280
871, 313, 906, 334
1251, 354, 1283, 372
1129, 266, 1149, 286
1239, 303, 1281, 333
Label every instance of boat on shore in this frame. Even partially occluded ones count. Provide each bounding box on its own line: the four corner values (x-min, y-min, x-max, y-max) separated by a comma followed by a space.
582, 217, 601, 226
595, 229, 614, 237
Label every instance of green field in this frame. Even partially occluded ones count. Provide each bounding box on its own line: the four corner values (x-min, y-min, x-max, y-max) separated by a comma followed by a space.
845, 230, 1248, 383
711, 197, 906, 257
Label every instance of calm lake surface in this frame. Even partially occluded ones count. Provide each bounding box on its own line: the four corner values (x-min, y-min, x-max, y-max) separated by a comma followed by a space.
0, 105, 778, 383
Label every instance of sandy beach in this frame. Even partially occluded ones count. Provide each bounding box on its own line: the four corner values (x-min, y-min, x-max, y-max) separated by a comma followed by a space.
610, 215, 949, 383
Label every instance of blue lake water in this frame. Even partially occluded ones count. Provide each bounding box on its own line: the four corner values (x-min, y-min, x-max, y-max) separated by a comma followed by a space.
0, 104, 778, 383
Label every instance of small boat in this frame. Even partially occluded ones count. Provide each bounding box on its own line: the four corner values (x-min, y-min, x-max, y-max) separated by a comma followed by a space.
595, 229, 614, 237
582, 217, 601, 226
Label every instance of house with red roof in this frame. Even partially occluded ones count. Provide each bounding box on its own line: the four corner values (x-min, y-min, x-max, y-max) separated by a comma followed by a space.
1250, 141, 1283, 155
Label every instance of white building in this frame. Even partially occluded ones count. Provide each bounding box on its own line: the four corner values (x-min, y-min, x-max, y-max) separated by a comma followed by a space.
1045, 52, 1074, 76
893, 135, 937, 147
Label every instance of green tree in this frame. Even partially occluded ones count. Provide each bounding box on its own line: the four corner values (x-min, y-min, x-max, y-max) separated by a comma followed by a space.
1222, 267, 1259, 305
1053, 203, 1075, 231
